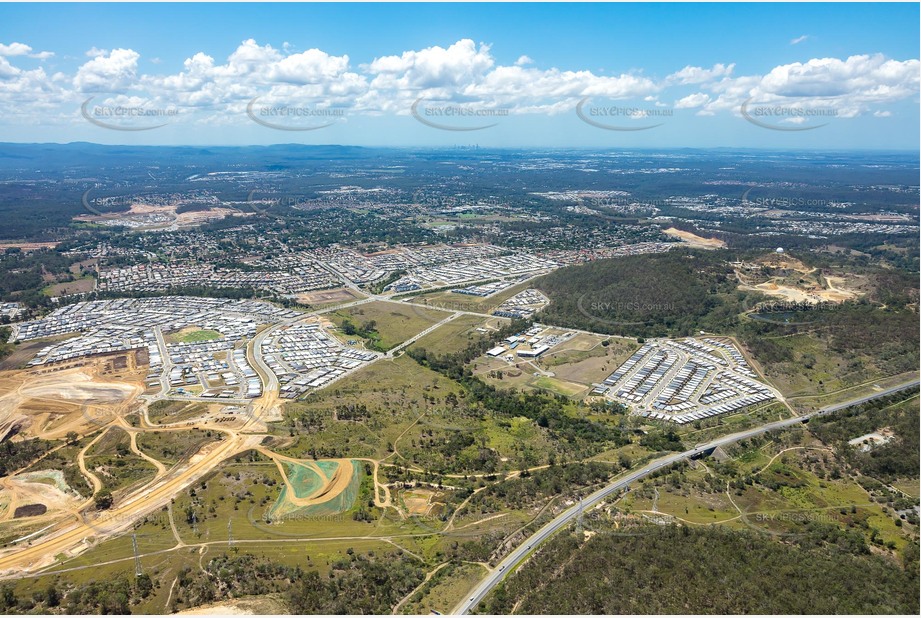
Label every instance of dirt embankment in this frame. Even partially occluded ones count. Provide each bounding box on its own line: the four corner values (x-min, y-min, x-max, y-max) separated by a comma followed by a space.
174, 596, 288, 615
663, 227, 726, 249
735, 253, 865, 305
0, 365, 143, 442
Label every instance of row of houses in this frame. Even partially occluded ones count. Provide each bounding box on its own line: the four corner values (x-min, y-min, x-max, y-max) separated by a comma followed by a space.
388, 253, 558, 290
261, 322, 378, 399
594, 338, 776, 424
492, 288, 550, 320
13, 298, 298, 402
98, 262, 336, 295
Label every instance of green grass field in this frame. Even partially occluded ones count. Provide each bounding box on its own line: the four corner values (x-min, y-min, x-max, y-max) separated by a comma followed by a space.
282, 355, 468, 460
326, 300, 451, 351
747, 332, 918, 409
178, 329, 222, 343
163, 327, 223, 344
531, 375, 589, 397
135, 429, 220, 466
891, 479, 921, 499
407, 313, 501, 356
146, 400, 210, 424
620, 431, 914, 553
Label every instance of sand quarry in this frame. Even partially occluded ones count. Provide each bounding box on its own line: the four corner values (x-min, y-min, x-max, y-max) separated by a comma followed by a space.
0, 470, 83, 536
663, 227, 727, 249
73, 202, 241, 230
0, 360, 144, 442
735, 254, 864, 305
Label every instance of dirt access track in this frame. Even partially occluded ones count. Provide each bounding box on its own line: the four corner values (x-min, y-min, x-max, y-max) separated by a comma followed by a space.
260, 450, 357, 508
0, 311, 395, 576
0, 431, 263, 575
735, 253, 864, 305
0, 331, 331, 575
0, 347, 275, 574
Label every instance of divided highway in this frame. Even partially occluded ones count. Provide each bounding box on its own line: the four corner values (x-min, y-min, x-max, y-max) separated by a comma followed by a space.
452, 377, 919, 614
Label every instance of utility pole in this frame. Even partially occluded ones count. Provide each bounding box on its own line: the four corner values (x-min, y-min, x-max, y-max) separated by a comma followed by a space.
132, 534, 143, 577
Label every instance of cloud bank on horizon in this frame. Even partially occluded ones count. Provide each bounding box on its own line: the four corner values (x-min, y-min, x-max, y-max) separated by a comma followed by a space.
0, 37, 918, 142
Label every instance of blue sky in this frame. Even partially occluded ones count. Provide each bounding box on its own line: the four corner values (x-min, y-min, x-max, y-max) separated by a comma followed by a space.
0, 2, 918, 148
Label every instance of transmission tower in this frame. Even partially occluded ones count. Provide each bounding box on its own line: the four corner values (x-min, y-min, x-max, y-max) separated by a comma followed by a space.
132, 534, 143, 577
227, 518, 234, 548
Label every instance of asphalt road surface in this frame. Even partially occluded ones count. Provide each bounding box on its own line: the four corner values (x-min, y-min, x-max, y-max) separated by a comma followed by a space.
452, 377, 919, 614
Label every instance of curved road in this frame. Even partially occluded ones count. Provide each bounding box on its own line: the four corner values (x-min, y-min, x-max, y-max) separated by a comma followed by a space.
453, 377, 919, 614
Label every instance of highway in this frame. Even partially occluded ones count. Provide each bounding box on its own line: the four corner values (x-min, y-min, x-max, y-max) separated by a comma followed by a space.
5, 258, 914, 583
452, 377, 919, 614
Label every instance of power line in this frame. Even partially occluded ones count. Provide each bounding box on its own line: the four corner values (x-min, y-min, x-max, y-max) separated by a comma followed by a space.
132, 534, 143, 577
575, 497, 584, 534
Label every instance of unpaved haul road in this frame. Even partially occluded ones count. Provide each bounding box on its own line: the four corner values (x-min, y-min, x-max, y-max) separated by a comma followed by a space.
0, 432, 259, 576
0, 305, 378, 576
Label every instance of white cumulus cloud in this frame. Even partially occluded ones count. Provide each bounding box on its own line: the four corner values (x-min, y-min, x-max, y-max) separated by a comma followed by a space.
675, 93, 711, 108
75, 48, 141, 92
0, 42, 53, 59
0, 38, 914, 130
0, 42, 34, 56
667, 63, 735, 85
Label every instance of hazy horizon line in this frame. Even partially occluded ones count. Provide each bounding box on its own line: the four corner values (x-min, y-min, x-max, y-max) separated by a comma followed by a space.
1, 141, 918, 155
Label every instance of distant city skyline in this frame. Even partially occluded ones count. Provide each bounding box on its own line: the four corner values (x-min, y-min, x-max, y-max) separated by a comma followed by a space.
0, 2, 918, 149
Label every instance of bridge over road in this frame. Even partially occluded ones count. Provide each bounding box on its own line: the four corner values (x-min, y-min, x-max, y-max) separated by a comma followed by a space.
452, 377, 920, 615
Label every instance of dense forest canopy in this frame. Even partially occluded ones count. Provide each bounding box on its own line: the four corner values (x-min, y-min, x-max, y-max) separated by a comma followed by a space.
483, 526, 920, 614
535, 249, 740, 337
